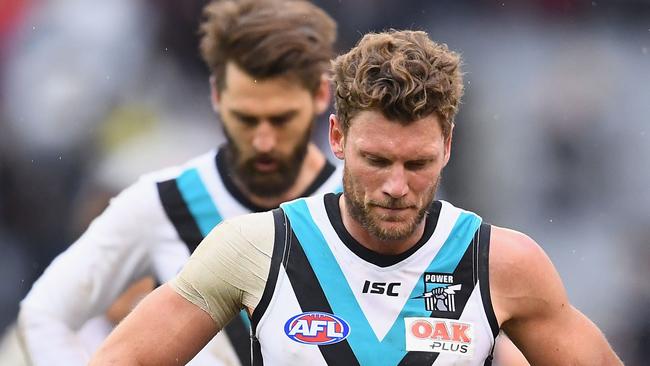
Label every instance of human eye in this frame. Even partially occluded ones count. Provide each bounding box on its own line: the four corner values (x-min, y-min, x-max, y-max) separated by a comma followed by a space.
269, 112, 296, 126
365, 154, 390, 167
236, 115, 258, 126
405, 160, 431, 171
269, 116, 290, 126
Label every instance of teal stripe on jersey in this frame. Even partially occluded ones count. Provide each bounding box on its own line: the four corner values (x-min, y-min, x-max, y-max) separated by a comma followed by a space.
281, 199, 481, 366
176, 168, 223, 237
282, 199, 383, 364
239, 310, 251, 328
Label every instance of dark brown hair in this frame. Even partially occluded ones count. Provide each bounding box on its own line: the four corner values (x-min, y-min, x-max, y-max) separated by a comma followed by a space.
332, 30, 463, 139
200, 0, 336, 93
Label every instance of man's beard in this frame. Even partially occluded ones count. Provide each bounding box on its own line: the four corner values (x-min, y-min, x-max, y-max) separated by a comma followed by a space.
343, 166, 440, 241
223, 124, 312, 198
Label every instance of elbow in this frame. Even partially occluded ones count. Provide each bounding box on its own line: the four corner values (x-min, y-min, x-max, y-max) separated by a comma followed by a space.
16, 303, 66, 338
16, 304, 38, 345
16, 305, 29, 333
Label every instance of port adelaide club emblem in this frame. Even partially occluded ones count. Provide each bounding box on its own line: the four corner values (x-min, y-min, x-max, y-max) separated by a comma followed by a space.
415, 272, 462, 312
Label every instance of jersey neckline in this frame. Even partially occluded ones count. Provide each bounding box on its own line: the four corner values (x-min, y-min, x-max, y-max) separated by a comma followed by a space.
216, 145, 336, 212
323, 192, 442, 267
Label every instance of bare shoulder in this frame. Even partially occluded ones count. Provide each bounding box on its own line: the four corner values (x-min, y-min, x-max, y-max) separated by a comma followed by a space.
488, 226, 568, 325
489, 226, 553, 283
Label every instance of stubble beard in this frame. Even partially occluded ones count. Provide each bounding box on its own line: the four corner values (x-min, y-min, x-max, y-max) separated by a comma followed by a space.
223, 123, 312, 198
343, 166, 440, 241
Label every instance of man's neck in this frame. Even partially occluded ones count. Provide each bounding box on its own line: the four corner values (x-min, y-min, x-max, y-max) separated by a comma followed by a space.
236, 143, 326, 210
339, 194, 426, 256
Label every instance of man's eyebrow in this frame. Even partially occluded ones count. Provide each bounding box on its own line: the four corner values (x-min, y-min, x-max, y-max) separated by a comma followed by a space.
269, 110, 299, 120
230, 109, 257, 120
360, 149, 439, 161
229, 109, 299, 120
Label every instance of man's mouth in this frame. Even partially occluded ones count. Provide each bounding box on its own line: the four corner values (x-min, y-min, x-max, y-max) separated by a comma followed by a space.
254, 157, 278, 173
372, 204, 414, 213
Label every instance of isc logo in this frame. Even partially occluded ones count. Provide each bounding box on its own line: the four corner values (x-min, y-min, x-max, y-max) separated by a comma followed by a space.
362, 280, 401, 297
284, 312, 350, 345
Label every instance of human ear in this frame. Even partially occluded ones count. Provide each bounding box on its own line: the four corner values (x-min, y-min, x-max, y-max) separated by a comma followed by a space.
329, 114, 345, 160
209, 75, 220, 113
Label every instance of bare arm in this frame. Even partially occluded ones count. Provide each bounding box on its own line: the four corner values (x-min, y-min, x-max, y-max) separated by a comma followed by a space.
493, 332, 529, 366
90, 284, 218, 366
490, 227, 622, 366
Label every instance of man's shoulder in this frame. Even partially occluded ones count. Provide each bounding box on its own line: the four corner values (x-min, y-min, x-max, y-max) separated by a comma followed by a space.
196, 211, 275, 268
219, 211, 276, 244
221, 211, 275, 232
489, 226, 548, 284
135, 149, 218, 185
489, 226, 541, 263
488, 226, 559, 323
108, 150, 218, 213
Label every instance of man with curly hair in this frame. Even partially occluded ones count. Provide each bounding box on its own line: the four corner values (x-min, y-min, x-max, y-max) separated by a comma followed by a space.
91, 30, 621, 366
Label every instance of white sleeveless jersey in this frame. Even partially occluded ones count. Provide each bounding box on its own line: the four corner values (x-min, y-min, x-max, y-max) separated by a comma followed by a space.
251, 194, 499, 366
154, 148, 342, 364
21, 147, 342, 366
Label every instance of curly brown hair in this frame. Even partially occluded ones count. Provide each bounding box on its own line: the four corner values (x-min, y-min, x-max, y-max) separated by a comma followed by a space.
332, 30, 463, 139
199, 0, 336, 93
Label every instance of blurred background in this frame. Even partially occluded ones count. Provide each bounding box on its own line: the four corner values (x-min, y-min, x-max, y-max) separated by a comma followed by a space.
0, 0, 648, 364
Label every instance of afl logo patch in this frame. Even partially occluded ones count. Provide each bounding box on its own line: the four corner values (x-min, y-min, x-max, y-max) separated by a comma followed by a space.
284, 312, 350, 345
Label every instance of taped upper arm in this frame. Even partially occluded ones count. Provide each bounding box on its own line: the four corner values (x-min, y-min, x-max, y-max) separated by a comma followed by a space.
170, 211, 274, 328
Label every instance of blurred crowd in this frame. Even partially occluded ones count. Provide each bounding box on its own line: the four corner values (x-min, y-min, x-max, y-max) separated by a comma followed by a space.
1, 0, 648, 364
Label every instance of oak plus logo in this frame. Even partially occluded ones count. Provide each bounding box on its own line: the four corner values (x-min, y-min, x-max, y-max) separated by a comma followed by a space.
284, 312, 350, 345
415, 272, 461, 312
405, 317, 474, 356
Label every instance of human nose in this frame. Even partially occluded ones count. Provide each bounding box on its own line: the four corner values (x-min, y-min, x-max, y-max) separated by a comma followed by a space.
382, 165, 409, 198
252, 121, 277, 153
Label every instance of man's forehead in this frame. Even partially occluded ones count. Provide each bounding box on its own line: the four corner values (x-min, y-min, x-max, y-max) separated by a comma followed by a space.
347, 110, 443, 135
222, 62, 309, 93
345, 111, 445, 150
355, 137, 441, 159
223, 92, 306, 116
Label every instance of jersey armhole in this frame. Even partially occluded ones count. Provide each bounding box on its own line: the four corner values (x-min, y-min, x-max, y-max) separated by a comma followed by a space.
250, 208, 289, 330
478, 223, 499, 338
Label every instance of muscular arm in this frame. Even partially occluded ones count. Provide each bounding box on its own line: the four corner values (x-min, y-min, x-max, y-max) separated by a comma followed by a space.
90, 284, 218, 366
490, 227, 622, 365
18, 181, 156, 365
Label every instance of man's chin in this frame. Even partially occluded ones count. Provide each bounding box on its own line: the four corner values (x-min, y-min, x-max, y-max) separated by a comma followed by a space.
245, 177, 292, 197
369, 220, 418, 241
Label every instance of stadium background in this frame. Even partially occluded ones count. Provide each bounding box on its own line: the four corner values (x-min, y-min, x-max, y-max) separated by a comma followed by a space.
0, 0, 648, 364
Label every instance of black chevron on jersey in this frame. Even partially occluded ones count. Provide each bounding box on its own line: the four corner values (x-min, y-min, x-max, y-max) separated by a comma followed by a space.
279, 210, 361, 366
158, 177, 253, 366
157, 179, 203, 251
